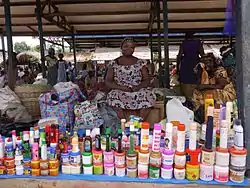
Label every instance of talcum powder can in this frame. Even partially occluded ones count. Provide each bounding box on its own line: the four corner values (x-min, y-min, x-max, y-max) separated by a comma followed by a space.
138, 163, 148, 179
199, 163, 214, 181
149, 165, 160, 179
229, 165, 246, 183
186, 163, 200, 181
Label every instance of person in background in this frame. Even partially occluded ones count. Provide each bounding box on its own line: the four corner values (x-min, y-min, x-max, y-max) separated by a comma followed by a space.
105, 38, 156, 120
57, 53, 67, 83
45, 48, 57, 86
177, 32, 205, 100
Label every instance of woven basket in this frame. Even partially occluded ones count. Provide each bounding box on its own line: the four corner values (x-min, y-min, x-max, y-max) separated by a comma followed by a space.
14, 84, 51, 117
15, 84, 51, 99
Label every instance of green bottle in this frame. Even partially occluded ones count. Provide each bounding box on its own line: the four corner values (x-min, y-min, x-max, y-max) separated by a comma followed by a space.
117, 129, 123, 153
127, 124, 135, 155
105, 128, 111, 152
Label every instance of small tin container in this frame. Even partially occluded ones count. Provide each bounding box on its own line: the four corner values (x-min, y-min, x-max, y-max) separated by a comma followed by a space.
93, 149, 103, 165
161, 165, 173, 179
104, 163, 115, 176
115, 151, 126, 167
230, 165, 246, 183
174, 165, 185, 180
83, 164, 93, 175
15, 155, 23, 166
70, 151, 81, 166
31, 160, 40, 169
49, 159, 59, 169
149, 165, 160, 179
126, 153, 137, 169
200, 163, 214, 181
93, 164, 103, 175
0, 166, 6, 175
41, 169, 49, 176
82, 152, 93, 165
150, 152, 161, 168
5, 158, 15, 168
161, 149, 174, 166
40, 160, 49, 170
127, 167, 137, 178
138, 150, 150, 165
186, 163, 200, 180
6, 167, 15, 175
115, 165, 126, 177
23, 167, 31, 175
15, 165, 24, 175
23, 158, 31, 167
62, 165, 71, 174
49, 168, 59, 176
61, 152, 70, 165
103, 151, 114, 164
138, 163, 148, 179
31, 168, 40, 176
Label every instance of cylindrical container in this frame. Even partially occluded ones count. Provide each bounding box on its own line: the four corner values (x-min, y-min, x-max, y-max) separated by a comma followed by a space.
70, 151, 81, 166
115, 165, 126, 177
49, 168, 59, 176
23, 167, 31, 175
149, 165, 160, 179
83, 165, 93, 175
23, 158, 31, 167
186, 148, 200, 165
41, 169, 49, 176
103, 151, 114, 164
152, 123, 162, 152
140, 122, 150, 151
93, 164, 103, 175
214, 165, 229, 183
0, 166, 5, 175
49, 159, 58, 169
161, 149, 174, 166
215, 148, 229, 167
229, 147, 247, 167
62, 165, 71, 174
32, 143, 39, 160
115, 151, 125, 167
177, 124, 185, 152
0, 158, 4, 166
82, 152, 93, 165
15, 155, 23, 166
40, 160, 49, 170
150, 152, 161, 168
165, 123, 173, 150
201, 148, 215, 166
220, 120, 228, 149
70, 165, 81, 174
93, 149, 103, 165
31, 160, 40, 169
186, 163, 199, 180
138, 150, 149, 165
174, 166, 185, 180
61, 152, 70, 165
161, 165, 173, 179
189, 123, 197, 150
31, 168, 40, 176
229, 165, 246, 183
5, 158, 15, 168
174, 151, 186, 167
127, 168, 137, 178
104, 163, 114, 176
126, 153, 137, 169
6, 167, 15, 175
15, 165, 24, 175
200, 163, 214, 181
138, 163, 148, 179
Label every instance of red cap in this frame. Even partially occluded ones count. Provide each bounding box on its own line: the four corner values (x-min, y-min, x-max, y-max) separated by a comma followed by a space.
141, 122, 150, 129
178, 124, 185, 131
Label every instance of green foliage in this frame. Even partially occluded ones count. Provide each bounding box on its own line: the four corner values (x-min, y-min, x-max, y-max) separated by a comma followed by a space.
14, 41, 31, 54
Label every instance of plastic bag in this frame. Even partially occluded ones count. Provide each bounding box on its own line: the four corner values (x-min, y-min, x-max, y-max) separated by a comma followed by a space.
166, 98, 194, 138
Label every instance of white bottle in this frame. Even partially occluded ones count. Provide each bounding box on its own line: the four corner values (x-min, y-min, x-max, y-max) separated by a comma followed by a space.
29, 127, 34, 146
165, 123, 173, 150
176, 124, 185, 152
189, 123, 197, 150
233, 119, 244, 150
220, 120, 228, 149
41, 140, 47, 160
0, 136, 4, 158
12, 130, 16, 149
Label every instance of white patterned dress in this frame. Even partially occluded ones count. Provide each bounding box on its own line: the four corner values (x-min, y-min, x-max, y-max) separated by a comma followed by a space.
107, 59, 156, 110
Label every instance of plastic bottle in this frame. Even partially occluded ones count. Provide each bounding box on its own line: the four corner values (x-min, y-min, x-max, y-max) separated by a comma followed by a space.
152, 123, 161, 152
34, 126, 39, 143
95, 128, 101, 151
105, 128, 111, 152
32, 142, 39, 160
0, 136, 4, 158
177, 124, 185, 152
220, 120, 228, 149
140, 122, 150, 151
189, 122, 197, 150
78, 133, 84, 154
29, 128, 34, 147
165, 122, 173, 150
71, 131, 79, 152
128, 124, 135, 155
204, 93, 214, 120
205, 106, 214, 150
84, 130, 92, 152
233, 119, 244, 150
117, 129, 123, 153
41, 140, 47, 160
121, 119, 126, 131
12, 130, 16, 149
213, 104, 221, 130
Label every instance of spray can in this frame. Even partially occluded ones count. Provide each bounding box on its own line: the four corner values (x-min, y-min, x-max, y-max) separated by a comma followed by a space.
233, 119, 244, 150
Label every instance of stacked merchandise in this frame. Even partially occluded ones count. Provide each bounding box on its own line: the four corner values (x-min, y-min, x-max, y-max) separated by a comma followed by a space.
0, 109, 247, 184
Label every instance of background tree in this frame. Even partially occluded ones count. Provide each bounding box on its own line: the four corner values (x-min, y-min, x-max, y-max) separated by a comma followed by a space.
14, 41, 31, 54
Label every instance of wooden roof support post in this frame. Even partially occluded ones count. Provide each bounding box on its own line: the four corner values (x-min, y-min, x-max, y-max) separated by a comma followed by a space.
0, 28, 6, 63
4, 0, 16, 90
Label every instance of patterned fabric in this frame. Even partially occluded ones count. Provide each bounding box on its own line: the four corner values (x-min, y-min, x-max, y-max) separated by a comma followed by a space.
74, 100, 104, 130
107, 59, 156, 110
193, 65, 236, 111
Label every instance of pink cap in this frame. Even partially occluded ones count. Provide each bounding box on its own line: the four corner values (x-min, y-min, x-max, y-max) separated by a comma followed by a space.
154, 123, 161, 130
12, 130, 16, 136
103, 150, 113, 155
104, 163, 114, 168
162, 164, 173, 169
162, 149, 174, 155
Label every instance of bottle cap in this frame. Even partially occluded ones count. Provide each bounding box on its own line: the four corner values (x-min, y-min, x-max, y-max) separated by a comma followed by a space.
154, 123, 161, 130
178, 124, 185, 131
106, 128, 111, 134
40, 132, 46, 139
86, 130, 91, 136
171, 121, 180, 126
235, 119, 241, 126
121, 119, 126, 123
118, 129, 122, 134
141, 122, 150, 129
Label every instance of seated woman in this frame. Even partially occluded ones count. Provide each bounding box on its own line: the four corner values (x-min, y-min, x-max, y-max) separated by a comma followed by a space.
105, 38, 156, 120
192, 53, 236, 113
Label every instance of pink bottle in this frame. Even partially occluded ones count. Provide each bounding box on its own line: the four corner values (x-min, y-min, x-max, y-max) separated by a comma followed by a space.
32, 142, 39, 160
152, 123, 162, 152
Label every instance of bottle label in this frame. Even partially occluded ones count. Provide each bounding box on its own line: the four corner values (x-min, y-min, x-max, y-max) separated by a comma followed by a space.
95, 138, 100, 149
85, 140, 91, 151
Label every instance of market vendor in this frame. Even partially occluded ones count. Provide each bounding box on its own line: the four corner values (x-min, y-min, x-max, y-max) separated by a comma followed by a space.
57, 53, 67, 83
192, 53, 236, 112
105, 38, 156, 120
177, 32, 205, 100
45, 48, 58, 86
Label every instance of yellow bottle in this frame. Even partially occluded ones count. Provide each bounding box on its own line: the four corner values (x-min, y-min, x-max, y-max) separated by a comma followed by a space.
71, 131, 79, 152
204, 93, 214, 121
